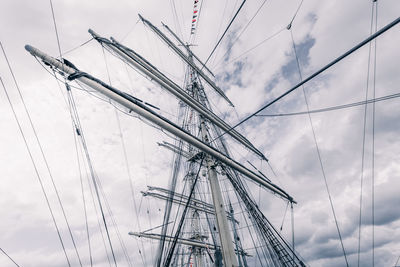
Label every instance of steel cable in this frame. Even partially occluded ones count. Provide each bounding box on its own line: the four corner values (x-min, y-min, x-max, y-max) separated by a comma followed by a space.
210, 16, 400, 145
371, 2, 378, 266
357, 2, 378, 265
202, 0, 246, 69
0, 247, 21, 267
1, 75, 71, 267
290, 27, 350, 265
289, 28, 349, 266
2, 42, 74, 266
255, 92, 400, 117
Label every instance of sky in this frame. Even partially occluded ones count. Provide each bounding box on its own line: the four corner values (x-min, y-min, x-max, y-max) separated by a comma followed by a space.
0, 0, 400, 266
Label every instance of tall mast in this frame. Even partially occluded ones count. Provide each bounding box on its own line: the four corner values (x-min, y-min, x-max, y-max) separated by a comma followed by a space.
26, 23, 305, 265
188, 49, 238, 266
88, 29, 267, 160
138, 14, 234, 107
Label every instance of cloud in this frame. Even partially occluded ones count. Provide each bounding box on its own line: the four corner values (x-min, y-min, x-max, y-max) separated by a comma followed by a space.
1, 0, 399, 266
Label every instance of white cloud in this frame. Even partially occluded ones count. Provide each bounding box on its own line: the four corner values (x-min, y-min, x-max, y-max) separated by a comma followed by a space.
1, 0, 399, 266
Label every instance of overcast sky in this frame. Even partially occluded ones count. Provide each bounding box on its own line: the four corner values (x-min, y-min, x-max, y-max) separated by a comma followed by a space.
1, 0, 399, 266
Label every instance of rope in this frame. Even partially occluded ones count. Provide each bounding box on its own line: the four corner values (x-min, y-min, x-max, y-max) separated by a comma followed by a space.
209, 16, 400, 144
202, 0, 246, 68
1, 75, 71, 267
255, 92, 400, 117
61, 38, 94, 56
371, 3, 378, 266
395, 256, 400, 267
53, 71, 92, 267
214, 0, 230, 49
0, 248, 21, 267
101, 46, 135, 267
120, 18, 140, 42
279, 201, 289, 231
207, 0, 231, 64
49, 2, 91, 265
213, 0, 269, 68
291, 202, 295, 264
289, 29, 349, 266
163, 156, 205, 267
214, 0, 303, 69
74, 131, 93, 267
358, 2, 378, 265
170, 0, 184, 40
122, 63, 149, 266
65, 83, 118, 267
287, 0, 304, 30
1, 43, 73, 267
81, 149, 113, 267
214, 27, 285, 71
49, 0, 63, 58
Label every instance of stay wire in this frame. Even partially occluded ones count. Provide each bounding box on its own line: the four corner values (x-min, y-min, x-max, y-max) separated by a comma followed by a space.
80, 146, 113, 267
291, 202, 295, 263
0, 75, 71, 267
49, 0, 63, 58
371, 2, 378, 266
120, 18, 140, 42
287, 0, 304, 29
170, 0, 184, 41
0, 247, 21, 267
290, 29, 349, 266
279, 201, 289, 231
163, 156, 205, 267
65, 84, 118, 267
214, 0, 303, 69
395, 256, 400, 267
64, 84, 111, 266
214, 26, 285, 71
255, 92, 400, 117
122, 60, 147, 266
49, 3, 89, 262
202, 0, 246, 69
1, 42, 76, 266
213, 0, 230, 53
213, 0, 269, 68
101, 46, 134, 267
357, 3, 377, 265
210, 16, 400, 145
61, 38, 94, 56
53, 70, 93, 266
74, 131, 93, 267
209, 0, 234, 66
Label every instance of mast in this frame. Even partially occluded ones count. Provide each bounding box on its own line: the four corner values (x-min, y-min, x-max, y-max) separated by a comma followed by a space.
88, 29, 267, 161
138, 14, 234, 107
189, 49, 238, 266
25, 21, 304, 265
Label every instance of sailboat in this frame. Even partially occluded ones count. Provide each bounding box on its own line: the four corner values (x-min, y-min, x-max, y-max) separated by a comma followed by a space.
1, 1, 399, 266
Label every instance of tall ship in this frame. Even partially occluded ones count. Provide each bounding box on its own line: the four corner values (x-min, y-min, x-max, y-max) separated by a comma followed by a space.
0, 1, 399, 266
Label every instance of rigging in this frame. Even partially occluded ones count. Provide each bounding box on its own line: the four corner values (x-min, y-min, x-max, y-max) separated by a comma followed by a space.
1, 74, 71, 267
202, 0, 246, 68
255, 92, 400, 117
213, 0, 269, 68
289, 26, 349, 266
0, 247, 21, 267
210, 16, 400, 144
358, 2, 379, 266
64, 81, 119, 267
2, 42, 76, 266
